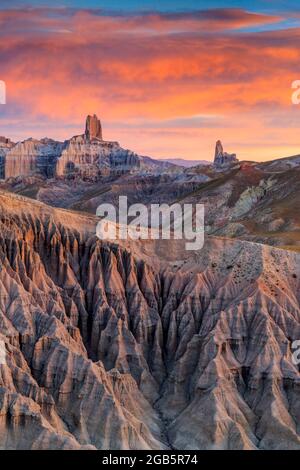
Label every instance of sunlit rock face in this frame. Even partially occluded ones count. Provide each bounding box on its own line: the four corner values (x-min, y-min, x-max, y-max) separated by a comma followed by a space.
85, 114, 103, 141
56, 115, 140, 178
0, 136, 14, 147
0, 116, 140, 180
56, 136, 140, 178
214, 140, 238, 168
0, 190, 299, 450
0, 116, 175, 181
4, 138, 62, 179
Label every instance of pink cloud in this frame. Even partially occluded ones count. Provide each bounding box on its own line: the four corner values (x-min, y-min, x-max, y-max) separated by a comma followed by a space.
0, 7, 299, 161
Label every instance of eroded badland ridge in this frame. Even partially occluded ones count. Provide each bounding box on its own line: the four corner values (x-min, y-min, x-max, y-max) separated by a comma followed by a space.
0, 191, 299, 449
0, 115, 300, 449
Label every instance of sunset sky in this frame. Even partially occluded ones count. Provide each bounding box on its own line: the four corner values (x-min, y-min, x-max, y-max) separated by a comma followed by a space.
1, 1, 300, 161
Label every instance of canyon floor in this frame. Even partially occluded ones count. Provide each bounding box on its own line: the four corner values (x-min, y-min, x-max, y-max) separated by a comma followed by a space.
0, 190, 299, 449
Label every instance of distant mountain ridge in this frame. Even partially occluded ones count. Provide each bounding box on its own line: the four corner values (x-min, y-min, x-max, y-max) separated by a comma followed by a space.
158, 158, 210, 167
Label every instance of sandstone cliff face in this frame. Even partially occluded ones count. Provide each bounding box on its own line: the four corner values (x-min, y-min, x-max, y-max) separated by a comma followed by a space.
48, 114, 140, 178
85, 114, 102, 140
56, 137, 140, 178
0, 116, 173, 180
4, 138, 62, 179
0, 191, 299, 450
0, 136, 14, 151
0, 138, 15, 179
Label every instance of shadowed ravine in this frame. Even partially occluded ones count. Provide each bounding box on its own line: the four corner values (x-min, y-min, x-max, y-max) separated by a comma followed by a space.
0, 191, 300, 450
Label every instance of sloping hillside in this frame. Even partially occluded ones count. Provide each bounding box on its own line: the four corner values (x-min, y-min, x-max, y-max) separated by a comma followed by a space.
0, 192, 299, 449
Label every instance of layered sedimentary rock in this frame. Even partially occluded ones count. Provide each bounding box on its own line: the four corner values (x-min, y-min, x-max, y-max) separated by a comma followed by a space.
214, 140, 238, 167
56, 137, 140, 178
0, 190, 299, 450
0, 116, 174, 180
0, 137, 15, 179
56, 114, 140, 178
4, 138, 62, 179
85, 114, 102, 140
0, 136, 14, 147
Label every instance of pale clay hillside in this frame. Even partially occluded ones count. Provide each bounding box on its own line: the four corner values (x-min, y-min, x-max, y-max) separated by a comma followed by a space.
0, 191, 299, 449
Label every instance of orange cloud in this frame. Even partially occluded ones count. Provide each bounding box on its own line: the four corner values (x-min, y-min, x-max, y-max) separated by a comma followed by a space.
0, 7, 299, 161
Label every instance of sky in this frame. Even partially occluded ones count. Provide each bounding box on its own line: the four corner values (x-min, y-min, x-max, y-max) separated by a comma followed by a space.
0, 1, 300, 161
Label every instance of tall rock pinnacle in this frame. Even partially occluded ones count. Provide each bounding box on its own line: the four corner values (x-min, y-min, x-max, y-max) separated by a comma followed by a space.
214, 139, 238, 167
85, 114, 102, 140
214, 140, 224, 161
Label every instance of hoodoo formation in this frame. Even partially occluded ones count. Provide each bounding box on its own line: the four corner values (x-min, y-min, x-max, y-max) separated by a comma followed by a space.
85, 114, 103, 140
214, 140, 238, 168
0, 119, 241, 180
0, 115, 142, 180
